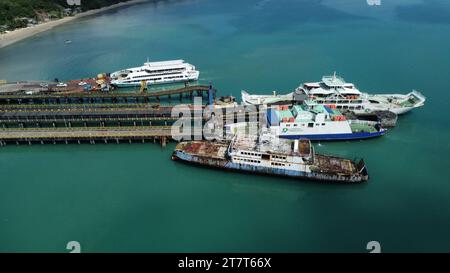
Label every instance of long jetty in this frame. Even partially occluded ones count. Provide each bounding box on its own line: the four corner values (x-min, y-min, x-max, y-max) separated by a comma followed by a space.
0, 84, 261, 146
0, 85, 211, 105
0, 126, 174, 147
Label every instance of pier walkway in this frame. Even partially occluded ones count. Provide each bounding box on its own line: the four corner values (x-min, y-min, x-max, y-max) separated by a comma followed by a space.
0, 126, 176, 146
0, 85, 212, 105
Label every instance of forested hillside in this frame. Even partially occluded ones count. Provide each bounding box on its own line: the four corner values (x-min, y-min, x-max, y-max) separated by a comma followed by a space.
0, 0, 134, 31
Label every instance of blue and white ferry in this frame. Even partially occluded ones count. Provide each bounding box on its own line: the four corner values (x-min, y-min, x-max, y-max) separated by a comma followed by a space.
267, 102, 386, 141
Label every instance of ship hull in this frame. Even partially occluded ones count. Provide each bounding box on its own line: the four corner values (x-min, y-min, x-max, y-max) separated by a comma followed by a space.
111, 77, 198, 88
279, 130, 386, 141
172, 151, 367, 183
388, 106, 417, 115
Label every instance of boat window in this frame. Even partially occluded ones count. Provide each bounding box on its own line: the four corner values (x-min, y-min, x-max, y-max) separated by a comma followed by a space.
308, 123, 314, 128
322, 123, 326, 126
262, 154, 271, 160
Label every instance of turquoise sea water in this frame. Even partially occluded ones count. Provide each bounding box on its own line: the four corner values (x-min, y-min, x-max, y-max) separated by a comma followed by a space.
1, 0, 450, 252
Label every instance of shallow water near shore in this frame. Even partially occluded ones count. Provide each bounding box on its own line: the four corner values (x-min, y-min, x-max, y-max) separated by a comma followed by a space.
1, 0, 450, 252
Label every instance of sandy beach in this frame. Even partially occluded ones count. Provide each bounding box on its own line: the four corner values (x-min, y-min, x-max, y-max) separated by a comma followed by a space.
0, 0, 150, 49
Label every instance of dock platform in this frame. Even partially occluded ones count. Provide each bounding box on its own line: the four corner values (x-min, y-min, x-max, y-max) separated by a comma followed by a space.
0, 126, 175, 146
0, 85, 212, 105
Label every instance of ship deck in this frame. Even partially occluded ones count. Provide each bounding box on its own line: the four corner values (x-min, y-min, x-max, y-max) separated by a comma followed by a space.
314, 154, 357, 175
350, 123, 378, 133
176, 141, 228, 159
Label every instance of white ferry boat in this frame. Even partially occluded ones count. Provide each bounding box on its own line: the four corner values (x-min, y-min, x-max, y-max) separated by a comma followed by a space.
241, 90, 293, 106
297, 73, 426, 115
267, 102, 386, 140
110, 59, 200, 88
172, 134, 369, 183
242, 73, 426, 115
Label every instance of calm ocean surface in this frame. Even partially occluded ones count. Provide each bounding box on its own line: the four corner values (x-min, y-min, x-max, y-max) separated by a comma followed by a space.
0, 0, 450, 252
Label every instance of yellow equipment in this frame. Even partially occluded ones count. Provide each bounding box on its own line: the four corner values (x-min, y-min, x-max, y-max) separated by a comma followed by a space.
140, 80, 147, 93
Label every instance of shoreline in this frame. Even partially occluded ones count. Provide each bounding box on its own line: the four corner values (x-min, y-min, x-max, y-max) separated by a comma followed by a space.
0, 0, 150, 49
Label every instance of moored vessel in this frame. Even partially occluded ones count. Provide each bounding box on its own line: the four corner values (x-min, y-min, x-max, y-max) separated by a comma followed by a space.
110, 59, 199, 88
172, 135, 369, 183
296, 73, 426, 115
241, 73, 426, 115
241, 90, 293, 106
267, 102, 386, 140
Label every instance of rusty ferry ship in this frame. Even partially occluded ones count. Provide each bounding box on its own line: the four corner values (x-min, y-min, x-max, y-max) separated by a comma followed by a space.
172, 134, 369, 183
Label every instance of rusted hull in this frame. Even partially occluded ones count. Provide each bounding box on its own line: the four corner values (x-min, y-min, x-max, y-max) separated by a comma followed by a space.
172, 150, 368, 183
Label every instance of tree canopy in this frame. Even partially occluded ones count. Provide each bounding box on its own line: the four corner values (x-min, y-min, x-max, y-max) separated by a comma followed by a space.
0, 0, 134, 30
